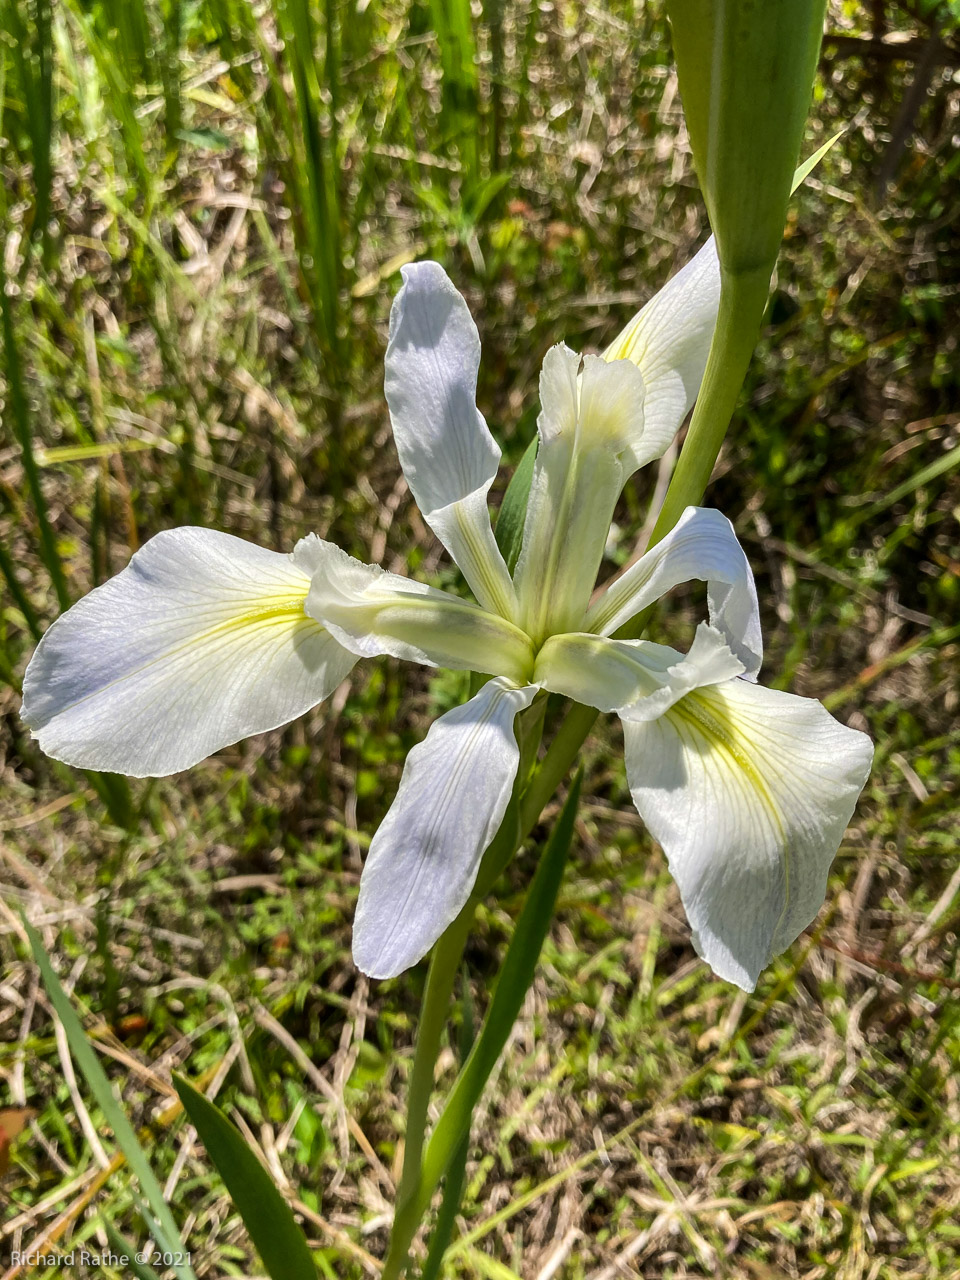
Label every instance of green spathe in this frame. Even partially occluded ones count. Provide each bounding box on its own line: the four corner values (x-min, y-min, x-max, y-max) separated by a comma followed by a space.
645, 0, 830, 544
666, 0, 828, 276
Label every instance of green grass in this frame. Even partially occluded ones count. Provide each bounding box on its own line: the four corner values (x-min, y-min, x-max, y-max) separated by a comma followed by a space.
2, 0, 960, 1276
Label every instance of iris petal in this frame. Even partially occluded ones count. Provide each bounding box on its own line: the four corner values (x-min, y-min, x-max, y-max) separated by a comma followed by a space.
385, 261, 518, 618
21, 529, 357, 777
622, 673, 873, 990
353, 678, 539, 978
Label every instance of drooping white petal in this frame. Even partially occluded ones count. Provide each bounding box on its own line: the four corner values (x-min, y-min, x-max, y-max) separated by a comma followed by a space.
352, 678, 539, 978
602, 236, 721, 464
20, 529, 357, 777
622, 675, 874, 991
384, 261, 517, 618
536, 622, 744, 720
585, 505, 762, 679
513, 345, 644, 641
304, 541, 535, 683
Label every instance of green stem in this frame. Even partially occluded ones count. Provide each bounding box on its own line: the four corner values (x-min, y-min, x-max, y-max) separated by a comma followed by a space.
385, 905, 476, 1280
647, 266, 770, 548
518, 701, 598, 840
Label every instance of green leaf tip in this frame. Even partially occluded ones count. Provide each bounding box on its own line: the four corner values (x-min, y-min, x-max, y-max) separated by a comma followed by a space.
173, 1076, 318, 1280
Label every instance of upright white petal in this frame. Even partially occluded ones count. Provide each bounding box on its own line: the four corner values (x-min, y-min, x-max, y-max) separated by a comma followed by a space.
20, 529, 357, 777
536, 341, 581, 445
353, 678, 539, 978
622, 676, 874, 991
385, 261, 518, 618
513, 344, 643, 641
602, 236, 721, 463
585, 506, 762, 679
536, 622, 744, 721
305, 541, 535, 683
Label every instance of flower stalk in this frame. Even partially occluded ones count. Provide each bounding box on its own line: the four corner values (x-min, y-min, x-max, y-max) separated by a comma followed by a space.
646, 266, 772, 552
386, 904, 476, 1278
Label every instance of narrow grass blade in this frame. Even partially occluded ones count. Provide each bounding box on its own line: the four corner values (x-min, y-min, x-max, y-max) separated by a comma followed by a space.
482, 0, 504, 173
429, 0, 481, 191
160, 0, 183, 159
0, 258, 70, 611
103, 1222, 164, 1280
68, 3, 150, 191
173, 1076, 318, 1280
792, 129, 844, 194
279, 0, 341, 358
25, 921, 197, 1280
864, 446, 960, 519
1, 0, 54, 253
34, 439, 170, 465
0, 538, 43, 645
458, 1248, 523, 1280
494, 437, 537, 574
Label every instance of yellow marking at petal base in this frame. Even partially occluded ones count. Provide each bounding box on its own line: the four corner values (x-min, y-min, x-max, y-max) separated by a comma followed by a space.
602, 321, 644, 365
668, 687, 785, 842
52, 594, 317, 716
148, 598, 318, 670
672, 685, 805, 959
194, 597, 312, 636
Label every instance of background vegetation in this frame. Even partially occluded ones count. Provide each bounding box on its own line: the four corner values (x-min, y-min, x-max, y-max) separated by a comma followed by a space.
2, 0, 960, 1275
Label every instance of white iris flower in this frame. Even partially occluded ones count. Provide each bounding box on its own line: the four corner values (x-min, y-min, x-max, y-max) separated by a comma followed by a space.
20, 247, 873, 992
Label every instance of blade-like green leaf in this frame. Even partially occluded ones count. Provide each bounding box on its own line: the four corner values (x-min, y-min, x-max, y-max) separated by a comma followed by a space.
0, 538, 42, 645
494, 437, 537, 575
0, 0, 54, 254
421, 967, 476, 1280
25, 922, 197, 1280
667, 0, 828, 275
173, 1076, 318, 1280
649, 9, 832, 549
429, 0, 481, 192
0, 255, 70, 612
279, 0, 341, 358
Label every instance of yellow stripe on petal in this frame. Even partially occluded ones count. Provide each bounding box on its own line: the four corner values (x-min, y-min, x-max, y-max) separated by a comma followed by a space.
667, 691, 784, 841
601, 237, 721, 466
622, 675, 873, 992
21, 528, 357, 777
